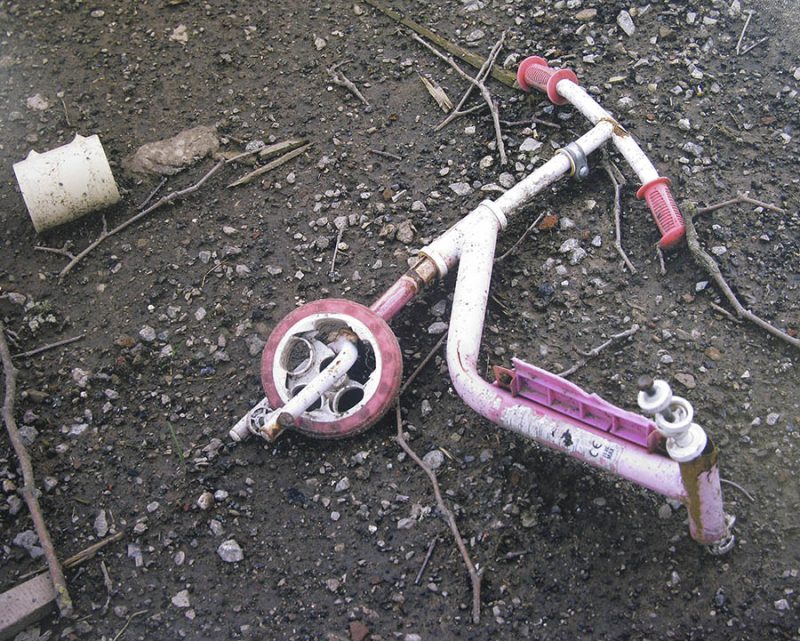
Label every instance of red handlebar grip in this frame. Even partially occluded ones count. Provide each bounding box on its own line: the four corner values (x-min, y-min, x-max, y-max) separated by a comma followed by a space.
516, 56, 578, 105
636, 178, 686, 249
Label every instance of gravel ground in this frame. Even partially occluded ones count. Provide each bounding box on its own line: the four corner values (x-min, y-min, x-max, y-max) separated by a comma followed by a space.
1, 1, 798, 640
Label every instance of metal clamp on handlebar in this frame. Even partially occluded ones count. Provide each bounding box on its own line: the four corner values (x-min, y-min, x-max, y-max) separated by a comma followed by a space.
557, 141, 590, 180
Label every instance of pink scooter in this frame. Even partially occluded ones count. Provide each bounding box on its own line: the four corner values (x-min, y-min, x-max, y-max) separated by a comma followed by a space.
229, 56, 735, 554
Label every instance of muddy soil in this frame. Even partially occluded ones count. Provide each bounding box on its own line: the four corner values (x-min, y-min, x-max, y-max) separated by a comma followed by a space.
1, 1, 798, 640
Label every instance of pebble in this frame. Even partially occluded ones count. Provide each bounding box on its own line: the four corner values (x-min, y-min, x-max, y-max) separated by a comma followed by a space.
195, 307, 207, 321
427, 321, 448, 335
559, 238, 580, 254
72, 368, 90, 388
658, 503, 673, 520
420, 399, 433, 418
465, 28, 485, 43
422, 449, 444, 470
449, 182, 472, 196
26, 94, 49, 111
95, 510, 109, 537
172, 589, 191, 608
335, 477, 351, 492
18, 425, 37, 447
774, 598, 790, 611
397, 517, 416, 529
331, 511, 341, 521
209, 519, 224, 536
766, 412, 781, 426
139, 326, 156, 342
217, 539, 244, 562
13, 530, 44, 558
519, 137, 543, 153
576, 8, 597, 21
350, 621, 370, 641
498, 172, 515, 189
245, 334, 266, 356
675, 372, 696, 389
617, 10, 636, 36
197, 491, 214, 510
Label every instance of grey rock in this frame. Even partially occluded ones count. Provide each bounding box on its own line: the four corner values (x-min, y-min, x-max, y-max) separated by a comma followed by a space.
95, 510, 109, 537
449, 182, 472, 196
617, 10, 636, 36
519, 137, 543, 153
335, 477, 351, 492
245, 334, 266, 357
139, 326, 156, 342
422, 449, 444, 470
172, 589, 191, 608
427, 321, 448, 335
217, 539, 244, 562
18, 425, 38, 447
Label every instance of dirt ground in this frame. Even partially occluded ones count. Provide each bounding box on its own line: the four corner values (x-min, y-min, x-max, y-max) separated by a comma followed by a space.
1, 1, 798, 640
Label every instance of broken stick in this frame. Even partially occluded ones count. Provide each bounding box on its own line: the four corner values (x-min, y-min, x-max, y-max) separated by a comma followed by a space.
557, 324, 640, 378
0, 321, 72, 617
684, 205, 799, 350
602, 159, 637, 274
364, 0, 517, 88
395, 404, 482, 624
413, 33, 508, 164
37, 159, 226, 280
228, 143, 312, 188
327, 62, 371, 107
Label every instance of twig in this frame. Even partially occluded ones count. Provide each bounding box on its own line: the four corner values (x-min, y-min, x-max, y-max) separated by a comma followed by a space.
736, 11, 753, 55
327, 61, 370, 107
557, 324, 640, 377
720, 478, 755, 502
709, 301, 741, 323
363, 0, 517, 87
38, 160, 225, 280
399, 332, 448, 396
395, 405, 481, 623
368, 148, 402, 161
494, 213, 545, 263
329, 227, 345, 277
111, 609, 148, 641
1, 321, 72, 617
137, 177, 167, 210
434, 33, 505, 133
19, 531, 125, 580
414, 536, 438, 585
655, 245, 666, 276
739, 36, 769, 56
228, 143, 312, 188
684, 206, 799, 349
59, 97, 72, 128
696, 191, 785, 215
602, 160, 637, 273
12, 333, 85, 359
500, 117, 561, 130
419, 73, 453, 112
413, 32, 508, 165
200, 261, 226, 287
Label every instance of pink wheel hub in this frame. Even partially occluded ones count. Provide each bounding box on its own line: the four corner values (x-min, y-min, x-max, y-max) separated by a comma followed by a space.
261, 299, 403, 439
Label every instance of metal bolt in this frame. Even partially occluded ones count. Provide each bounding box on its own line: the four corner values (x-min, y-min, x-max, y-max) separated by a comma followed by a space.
637, 375, 655, 395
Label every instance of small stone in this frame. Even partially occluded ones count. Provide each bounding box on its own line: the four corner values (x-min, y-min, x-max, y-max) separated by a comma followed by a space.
331, 511, 341, 521
449, 182, 472, 196
617, 10, 636, 36
198, 250, 212, 264
174, 551, 185, 566
498, 172, 515, 189
313, 34, 327, 50
94, 510, 109, 537
217, 539, 244, 562
658, 503, 673, 520
397, 517, 416, 529
72, 368, 90, 388
146, 501, 159, 513
349, 621, 370, 641
90, 8, 105, 17
326, 578, 340, 592
139, 326, 156, 342
422, 449, 444, 470
245, 334, 266, 357
766, 412, 781, 426
195, 307, 207, 321
559, 238, 580, 254
197, 491, 214, 510
675, 372, 696, 389
678, 118, 691, 131
209, 519, 224, 536
576, 8, 597, 21
519, 137, 543, 153
26, 94, 50, 111
18, 425, 37, 447
774, 598, 790, 611
335, 477, 351, 492
170, 24, 189, 44
420, 399, 433, 418
427, 321, 448, 335
465, 28, 485, 43
396, 220, 416, 244
705, 347, 722, 361
172, 589, 191, 608
133, 521, 148, 535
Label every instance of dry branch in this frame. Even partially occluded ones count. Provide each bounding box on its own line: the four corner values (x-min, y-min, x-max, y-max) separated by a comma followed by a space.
413, 33, 508, 165
327, 62, 370, 107
557, 324, 640, 377
1, 321, 72, 616
602, 159, 637, 273
495, 212, 545, 263
364, 0, 517, 87
395, 405, 482, 624
684, 206, 799, 350
12, 334, 85, 360
419, 74, 453, 112
228, 143, 312, 188
37, 159, 226, 280
696, 191, 786, 215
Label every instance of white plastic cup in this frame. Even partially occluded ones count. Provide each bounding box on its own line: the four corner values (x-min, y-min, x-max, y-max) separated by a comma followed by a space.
13, 133, 121, 233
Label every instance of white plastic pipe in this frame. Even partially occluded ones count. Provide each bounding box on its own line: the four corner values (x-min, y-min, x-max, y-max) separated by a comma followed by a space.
13, 134, 121, 233
555, 80, 659, 186
229, 336, 358, 441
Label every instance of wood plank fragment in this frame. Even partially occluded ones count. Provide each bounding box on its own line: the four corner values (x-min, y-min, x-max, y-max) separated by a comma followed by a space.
0, 573, 56, 641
